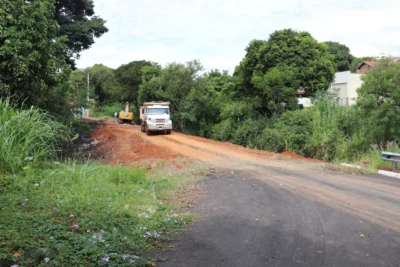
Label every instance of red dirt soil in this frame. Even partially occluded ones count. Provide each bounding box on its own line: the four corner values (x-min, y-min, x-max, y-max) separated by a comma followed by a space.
86, 119, 321, 166
90, 124, 182, 165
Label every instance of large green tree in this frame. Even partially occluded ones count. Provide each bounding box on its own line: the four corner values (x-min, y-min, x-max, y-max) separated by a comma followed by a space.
324, 41, 353, 72
115, 60, 155, 105
138, 65, 163, 105
0, 0, 70, 109
239, 29, 335, 116
54, 0, 108, 68
356, 59, 400, 149
69, 64, 123, 106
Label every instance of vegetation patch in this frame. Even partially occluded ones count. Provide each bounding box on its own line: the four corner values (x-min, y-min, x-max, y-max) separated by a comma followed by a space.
0, 162, 194, 266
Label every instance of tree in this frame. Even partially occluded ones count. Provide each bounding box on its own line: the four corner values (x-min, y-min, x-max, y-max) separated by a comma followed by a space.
114, 60, 155, 105
0, 0, 70, 110
324, 41, 353, 72
68, 69, 90, 107
53, 0, 108, 68
138, 65, 163, 105
86, 64, 118, 103
356, 59, 400, 149
239, 29, 335, 116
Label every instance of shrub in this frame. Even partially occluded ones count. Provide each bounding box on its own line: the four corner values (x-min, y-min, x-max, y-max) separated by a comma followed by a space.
258, 109, 313, 154
95, 102, 123, 118
0, 99, 69, 173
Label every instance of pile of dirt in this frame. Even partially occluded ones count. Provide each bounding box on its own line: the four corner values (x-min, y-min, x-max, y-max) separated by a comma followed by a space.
280, 151, 305, 159
280, 151, 323, 163
89, 125, 182, 165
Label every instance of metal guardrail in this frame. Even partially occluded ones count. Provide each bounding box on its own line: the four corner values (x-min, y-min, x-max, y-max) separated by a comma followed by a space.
381, 151, 400, 171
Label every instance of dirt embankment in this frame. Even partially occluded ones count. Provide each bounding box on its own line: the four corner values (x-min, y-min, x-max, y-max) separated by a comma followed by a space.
87, 121, 191, 169
85, 119, 315, 168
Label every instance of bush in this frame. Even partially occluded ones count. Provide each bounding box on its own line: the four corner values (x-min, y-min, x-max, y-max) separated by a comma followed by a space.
95, 102, 123, 118
258, 109, 313, 154
232, 118, 271, 148
0, 99, 70, 173
308, 98, 370, 162
211, 118, 235, 141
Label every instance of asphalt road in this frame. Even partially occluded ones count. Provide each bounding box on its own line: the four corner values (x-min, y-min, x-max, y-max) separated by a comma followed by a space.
153, 170, 400, 267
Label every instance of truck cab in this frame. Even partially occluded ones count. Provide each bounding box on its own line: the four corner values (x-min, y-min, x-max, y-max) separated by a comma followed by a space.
140, 102, 172, 135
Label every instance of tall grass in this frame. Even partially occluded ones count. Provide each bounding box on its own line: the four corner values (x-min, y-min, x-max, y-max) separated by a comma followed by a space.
0, 99, 69, 173
95, 102, 123, 118
309, 96, 371, 162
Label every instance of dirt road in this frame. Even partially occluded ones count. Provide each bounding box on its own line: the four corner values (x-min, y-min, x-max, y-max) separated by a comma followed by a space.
91, 121, 400, 266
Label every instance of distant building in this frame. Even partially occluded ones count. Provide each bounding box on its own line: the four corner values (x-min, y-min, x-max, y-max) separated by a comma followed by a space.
330, 71, 363, 106
357, 61, 375, 74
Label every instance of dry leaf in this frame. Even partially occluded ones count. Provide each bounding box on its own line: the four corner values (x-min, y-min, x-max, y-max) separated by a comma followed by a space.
13, 252, 21, 258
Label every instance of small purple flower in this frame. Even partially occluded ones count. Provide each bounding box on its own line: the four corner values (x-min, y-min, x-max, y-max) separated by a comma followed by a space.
132, 255, 139, 259
145, 231, 152, 237
21, 202, 26, 206
72, 224, 79, 229
172, 213, 178, 218
50, 236, 54, 240
89, 221, 93, 225
44, 257, 50, 262
102, 256, 110, 262
10, 264, 19, 267
122, 254, 128, 260
105, 244, 109, 248
69, 214, 74, 217
153, 231, 160, 237
129, 259, 135, 264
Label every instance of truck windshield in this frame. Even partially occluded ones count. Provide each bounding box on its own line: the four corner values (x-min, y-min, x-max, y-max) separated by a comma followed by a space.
148, 108, 169, 115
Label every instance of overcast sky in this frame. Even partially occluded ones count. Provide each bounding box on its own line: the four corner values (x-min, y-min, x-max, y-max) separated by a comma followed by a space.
76, 0, 400, 73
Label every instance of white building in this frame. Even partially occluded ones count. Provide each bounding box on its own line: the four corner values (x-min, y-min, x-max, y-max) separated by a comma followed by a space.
329, 71, 363, 106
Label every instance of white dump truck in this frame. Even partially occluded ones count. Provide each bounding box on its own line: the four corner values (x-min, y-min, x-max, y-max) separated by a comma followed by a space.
140, 102, 172, 135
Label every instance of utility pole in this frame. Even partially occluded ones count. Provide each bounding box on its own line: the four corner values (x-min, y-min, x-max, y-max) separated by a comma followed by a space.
87, 72, 90, 101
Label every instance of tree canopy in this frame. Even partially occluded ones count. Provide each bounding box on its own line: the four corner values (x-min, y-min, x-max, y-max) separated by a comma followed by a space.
356, 59, 400, 149
324, 41, 353, 72
239, 29, 335, 115
54, 0, 108, 68
0, 0, 70, 109
114, 61, 156, 105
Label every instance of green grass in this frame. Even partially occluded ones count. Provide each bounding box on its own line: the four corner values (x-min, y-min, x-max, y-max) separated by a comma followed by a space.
0, 162, 193, 266
0, 99, 70, 173
0, 99, 194, 266
356, 146, 399, 172
94, 102, 124, 119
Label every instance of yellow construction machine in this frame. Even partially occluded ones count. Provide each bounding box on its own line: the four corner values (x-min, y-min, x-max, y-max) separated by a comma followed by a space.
118, 102, 134, 124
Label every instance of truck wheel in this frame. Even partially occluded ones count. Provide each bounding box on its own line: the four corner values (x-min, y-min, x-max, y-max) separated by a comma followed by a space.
166, 130, 171, 135
118, 119, 123, 124
141, 124, 145, 132
146, 127, 151, 136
